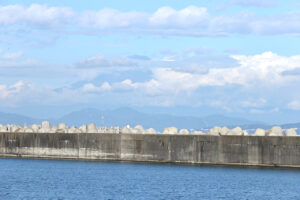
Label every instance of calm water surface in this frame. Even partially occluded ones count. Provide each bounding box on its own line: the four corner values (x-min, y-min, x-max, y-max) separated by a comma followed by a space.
0, 158, 300, 200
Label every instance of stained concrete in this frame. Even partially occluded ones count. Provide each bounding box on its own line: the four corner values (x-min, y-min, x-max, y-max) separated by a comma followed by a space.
1, 132, 300, 168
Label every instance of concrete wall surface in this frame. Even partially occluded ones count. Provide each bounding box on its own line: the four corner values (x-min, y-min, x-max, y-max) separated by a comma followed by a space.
1, 132, 300, 168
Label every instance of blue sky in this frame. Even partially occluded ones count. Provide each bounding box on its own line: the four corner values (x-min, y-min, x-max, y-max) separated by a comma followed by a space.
0, 0, 300, 123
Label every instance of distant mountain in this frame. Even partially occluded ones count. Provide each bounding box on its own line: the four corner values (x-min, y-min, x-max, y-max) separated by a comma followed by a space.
200, 114, 262, 128
57, 107, 268, 131
1, 107, 298, 131
0, 112, 41, 125
281, 122, 300, 129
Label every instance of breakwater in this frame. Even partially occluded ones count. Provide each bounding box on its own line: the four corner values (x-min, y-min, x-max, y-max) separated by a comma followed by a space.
1, 132, 300, 168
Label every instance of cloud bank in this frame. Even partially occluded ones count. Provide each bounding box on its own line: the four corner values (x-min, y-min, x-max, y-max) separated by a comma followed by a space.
1, 4, 300, 36
88, 52, 300, 95
1, 51, 300, 117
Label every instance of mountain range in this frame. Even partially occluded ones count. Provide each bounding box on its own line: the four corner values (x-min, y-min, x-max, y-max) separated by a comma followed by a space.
0, 107, 299, 131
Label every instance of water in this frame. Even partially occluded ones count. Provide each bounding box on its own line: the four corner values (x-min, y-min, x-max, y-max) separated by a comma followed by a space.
0, 158, 300, 200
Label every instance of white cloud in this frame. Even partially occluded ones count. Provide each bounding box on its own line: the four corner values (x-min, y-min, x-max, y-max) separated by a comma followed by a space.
79, 8, 147, 29
226, 52, 300, 86
199, 51, 300, 87
1, 4, 300, 36
75, 54, 140, 81
81, 79, 139, 93
2, 52, 23, 60
77, 69, 102, 81
0, 4, 74, 27
82, 8, 300, 36
175, 64, 209, 75
149, 6, 208, 27
81, 82, 111, 93
76, 54, 137, 68
161, 56, 176, 62
113, 79, 139, 91
241, 98, 267, 108
0, 50, 38, 68
1, 50, 300, 111
81, 83, 101, 93
0, 59, 37, 68
250, 107, 279, 114
288, 101, 300, 110
99, 52, 300, 95
0, 80, 97, 106
0, 80, 33, 100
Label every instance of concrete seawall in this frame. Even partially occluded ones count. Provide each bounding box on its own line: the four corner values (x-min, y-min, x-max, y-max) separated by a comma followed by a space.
1, 132, 300, 168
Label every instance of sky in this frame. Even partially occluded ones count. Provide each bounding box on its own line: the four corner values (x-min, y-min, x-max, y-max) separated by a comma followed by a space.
0, 0, 300, 123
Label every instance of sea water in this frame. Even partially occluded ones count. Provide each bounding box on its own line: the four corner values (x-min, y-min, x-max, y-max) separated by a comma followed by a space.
0, 158, 299, 200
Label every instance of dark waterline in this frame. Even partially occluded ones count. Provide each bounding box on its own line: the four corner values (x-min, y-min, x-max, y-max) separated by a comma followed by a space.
1, 158, 300, 200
